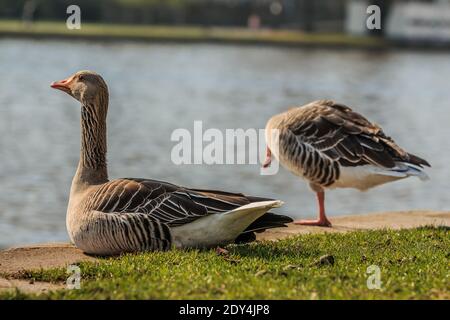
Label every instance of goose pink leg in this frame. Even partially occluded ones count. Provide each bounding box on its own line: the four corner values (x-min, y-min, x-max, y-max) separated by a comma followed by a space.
294, 191, 332, 227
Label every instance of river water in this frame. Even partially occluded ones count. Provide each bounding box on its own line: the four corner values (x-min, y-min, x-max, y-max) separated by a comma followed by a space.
0, 39, 448, 247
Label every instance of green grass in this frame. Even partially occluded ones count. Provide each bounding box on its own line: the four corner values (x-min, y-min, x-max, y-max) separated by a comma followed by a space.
1, 227, 448, 300
0, 20, 387, 48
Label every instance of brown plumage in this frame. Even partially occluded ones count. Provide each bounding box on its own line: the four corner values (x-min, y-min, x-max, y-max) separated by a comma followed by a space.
264, 100, 430, 227
288, 100, 429, 169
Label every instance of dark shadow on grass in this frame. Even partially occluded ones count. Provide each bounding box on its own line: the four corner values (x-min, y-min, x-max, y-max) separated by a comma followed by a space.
416, 225, 449, 231
225, 242, 323, 261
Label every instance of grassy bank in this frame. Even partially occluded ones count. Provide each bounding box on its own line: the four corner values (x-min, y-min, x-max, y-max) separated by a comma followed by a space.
1, 227, 448, 300
0, 20, 387, 48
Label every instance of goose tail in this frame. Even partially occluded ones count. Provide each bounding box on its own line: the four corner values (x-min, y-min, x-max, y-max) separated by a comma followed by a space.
404, 163, 430, 181
171, 200, 288, 248
223, 200, 287, 243
370, 163, 430, 180
226, 200, 292, 244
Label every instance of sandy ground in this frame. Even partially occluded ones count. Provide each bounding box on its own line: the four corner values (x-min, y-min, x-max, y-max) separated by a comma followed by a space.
0, 210, 448, 295
0, 243, 97, 294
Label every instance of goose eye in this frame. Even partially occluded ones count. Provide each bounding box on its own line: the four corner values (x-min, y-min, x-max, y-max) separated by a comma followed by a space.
78, 75, 84, 81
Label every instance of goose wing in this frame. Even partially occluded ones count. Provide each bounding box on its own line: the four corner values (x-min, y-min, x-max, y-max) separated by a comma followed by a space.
287, 100, 430, 169
88, 178, 291, 231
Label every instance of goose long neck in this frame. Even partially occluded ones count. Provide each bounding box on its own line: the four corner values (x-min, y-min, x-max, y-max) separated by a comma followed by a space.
76, 96, 108, 186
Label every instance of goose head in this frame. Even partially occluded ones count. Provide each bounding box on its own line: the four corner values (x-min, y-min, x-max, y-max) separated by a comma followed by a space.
51, 70, 108, 109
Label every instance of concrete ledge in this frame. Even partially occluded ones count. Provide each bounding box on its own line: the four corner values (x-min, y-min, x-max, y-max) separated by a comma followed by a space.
0, 243, 95, 275
257, 210, 450, 241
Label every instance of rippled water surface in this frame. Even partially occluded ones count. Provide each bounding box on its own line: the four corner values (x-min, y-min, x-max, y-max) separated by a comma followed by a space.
0, 39, 449, 247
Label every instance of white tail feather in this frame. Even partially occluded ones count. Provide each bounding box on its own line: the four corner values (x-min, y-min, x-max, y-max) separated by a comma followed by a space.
378, 162, 430, 181
403, 163, 430, 181
172, 200, 284, 248
224, 200, 284, 215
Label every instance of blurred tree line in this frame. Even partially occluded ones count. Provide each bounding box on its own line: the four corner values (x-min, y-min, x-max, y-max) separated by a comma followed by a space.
0, 0, 347, 30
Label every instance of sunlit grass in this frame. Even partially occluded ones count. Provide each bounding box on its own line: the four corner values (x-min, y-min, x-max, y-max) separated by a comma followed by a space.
1, 227, 448, 300
0, 19, 386, 48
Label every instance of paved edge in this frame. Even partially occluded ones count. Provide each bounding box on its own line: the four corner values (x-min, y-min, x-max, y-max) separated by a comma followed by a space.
256, 210, 450, 241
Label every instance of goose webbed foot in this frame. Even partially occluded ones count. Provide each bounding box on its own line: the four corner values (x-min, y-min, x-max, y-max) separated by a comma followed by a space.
293, 218, 332, 227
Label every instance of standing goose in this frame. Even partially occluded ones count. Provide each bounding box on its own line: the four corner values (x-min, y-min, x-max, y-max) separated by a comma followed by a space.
51, 70, 291, 256
264, 100, 430, 227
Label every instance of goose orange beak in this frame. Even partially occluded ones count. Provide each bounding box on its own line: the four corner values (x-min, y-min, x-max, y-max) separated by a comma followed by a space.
50, 77, 73, 92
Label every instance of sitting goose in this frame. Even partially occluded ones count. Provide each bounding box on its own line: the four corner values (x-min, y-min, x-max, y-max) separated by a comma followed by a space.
264, 100, 430, 227
51, 70, 292, 256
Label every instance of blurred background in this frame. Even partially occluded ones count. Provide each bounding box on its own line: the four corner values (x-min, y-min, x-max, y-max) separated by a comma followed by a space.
0, 0, 449, 248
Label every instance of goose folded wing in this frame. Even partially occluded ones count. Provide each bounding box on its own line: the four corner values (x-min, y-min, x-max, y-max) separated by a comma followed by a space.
89, 178, 265, 227
289, 101, 429, 169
